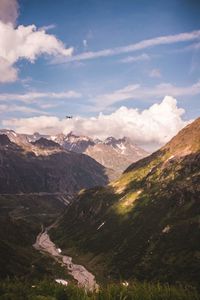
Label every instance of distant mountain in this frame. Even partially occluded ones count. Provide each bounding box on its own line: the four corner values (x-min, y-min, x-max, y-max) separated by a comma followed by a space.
2, 129, 148, 177
51, 132, 95, 153
31, 137, 61, 149
0, 135, 111, 195
51, 132, 148, 175
52, 118, 200, 287
85, 136, 148, 174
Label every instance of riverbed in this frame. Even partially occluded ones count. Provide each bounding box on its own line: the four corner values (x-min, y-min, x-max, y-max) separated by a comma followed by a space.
33, 230, 99, 291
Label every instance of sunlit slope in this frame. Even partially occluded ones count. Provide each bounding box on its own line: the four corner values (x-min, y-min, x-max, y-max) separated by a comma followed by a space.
52, 118, 200, 286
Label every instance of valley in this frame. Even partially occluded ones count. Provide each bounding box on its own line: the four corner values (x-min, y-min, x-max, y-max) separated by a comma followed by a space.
0, 119, 199, 299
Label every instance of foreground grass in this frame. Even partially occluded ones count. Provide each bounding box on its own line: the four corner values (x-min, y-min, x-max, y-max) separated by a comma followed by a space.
0, 279, 199, 300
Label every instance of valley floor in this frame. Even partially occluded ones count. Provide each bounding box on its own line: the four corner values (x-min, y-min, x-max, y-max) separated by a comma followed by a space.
33, 229, 98, 291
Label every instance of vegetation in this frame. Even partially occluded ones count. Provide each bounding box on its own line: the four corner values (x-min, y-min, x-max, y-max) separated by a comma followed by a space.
0, 194, 66, 279
0, 279, 199, 300
51, 119, 200, 287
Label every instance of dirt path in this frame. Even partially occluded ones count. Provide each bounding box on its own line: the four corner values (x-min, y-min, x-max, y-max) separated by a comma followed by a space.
33, 230, 99, 291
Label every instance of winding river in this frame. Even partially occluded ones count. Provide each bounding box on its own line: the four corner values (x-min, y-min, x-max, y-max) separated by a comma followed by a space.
33, 230, 99, 291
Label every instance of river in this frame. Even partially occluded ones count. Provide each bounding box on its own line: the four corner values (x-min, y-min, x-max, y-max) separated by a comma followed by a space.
33, 230, 99, 291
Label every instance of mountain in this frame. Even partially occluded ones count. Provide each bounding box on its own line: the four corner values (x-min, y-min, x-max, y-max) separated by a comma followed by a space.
51, 118, 200, 287
51, 132, 95, 153
51, 132, 148, 175
85, 136, 148, 174
31, 137, 61, 149
0, 135, 111, 195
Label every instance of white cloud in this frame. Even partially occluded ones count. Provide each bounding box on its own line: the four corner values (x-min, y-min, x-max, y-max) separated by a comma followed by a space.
0, 58, 18, 83
57, 30, 200, 63
92, 80, 200, 111
0, 90, 81, 103
0, 0, 19, 24
39, 24, 56, 31
2, 96, 190, 151
120, 53, 150, 63
0, 20, 73, 83
149, 68, 162, 78
0, 104, 45, 114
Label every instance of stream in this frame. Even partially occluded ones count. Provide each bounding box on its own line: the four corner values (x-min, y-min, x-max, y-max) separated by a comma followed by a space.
33, 230, 99, 291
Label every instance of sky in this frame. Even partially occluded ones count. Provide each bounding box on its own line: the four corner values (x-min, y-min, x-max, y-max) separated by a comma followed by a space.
0, 0, 200, 151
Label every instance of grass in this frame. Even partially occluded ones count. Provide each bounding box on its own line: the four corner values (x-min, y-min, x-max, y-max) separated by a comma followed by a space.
0, 279, 199, 300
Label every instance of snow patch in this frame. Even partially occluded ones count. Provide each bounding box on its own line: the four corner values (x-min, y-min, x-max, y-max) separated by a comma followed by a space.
55, 279, 68, 286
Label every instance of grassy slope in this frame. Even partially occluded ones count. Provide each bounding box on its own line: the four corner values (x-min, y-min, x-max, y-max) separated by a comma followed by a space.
52, 118, 200, 287
0, 279, 199, 300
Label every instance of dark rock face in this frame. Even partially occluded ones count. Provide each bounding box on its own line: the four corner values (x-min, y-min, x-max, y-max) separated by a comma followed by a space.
31, 137, 61, 149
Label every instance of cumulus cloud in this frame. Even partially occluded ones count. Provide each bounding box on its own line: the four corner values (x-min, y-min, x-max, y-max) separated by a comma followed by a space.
2, 96, 191, 151
0, 1, 73, 83
0, 0, 19, 24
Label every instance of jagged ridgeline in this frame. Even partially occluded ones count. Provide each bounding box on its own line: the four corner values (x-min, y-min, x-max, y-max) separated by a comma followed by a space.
52, 118, 200, 287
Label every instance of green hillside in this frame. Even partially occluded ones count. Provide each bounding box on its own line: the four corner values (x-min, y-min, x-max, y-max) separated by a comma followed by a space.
51, 118, 200, 287
0, 194, 67, 279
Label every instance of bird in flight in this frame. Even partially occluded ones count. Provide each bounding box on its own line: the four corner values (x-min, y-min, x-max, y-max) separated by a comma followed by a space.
66, 116, 73, 119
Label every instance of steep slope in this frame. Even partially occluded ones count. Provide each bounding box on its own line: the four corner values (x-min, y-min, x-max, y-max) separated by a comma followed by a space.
0, 193, 68, 279
52, 118, 200, 287
0, 135, 110, 194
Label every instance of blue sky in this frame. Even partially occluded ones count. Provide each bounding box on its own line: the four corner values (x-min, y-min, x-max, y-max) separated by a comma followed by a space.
0, 0, 200, 150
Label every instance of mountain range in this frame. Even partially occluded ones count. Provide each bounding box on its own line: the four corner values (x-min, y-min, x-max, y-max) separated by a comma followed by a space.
0, 129, 148, 179
50, 132, 148, 174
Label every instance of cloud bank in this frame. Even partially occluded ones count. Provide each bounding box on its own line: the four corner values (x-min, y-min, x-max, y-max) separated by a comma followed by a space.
2, 96, 190, 151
